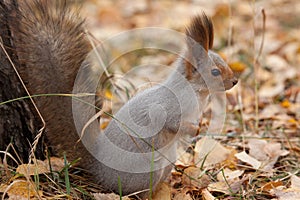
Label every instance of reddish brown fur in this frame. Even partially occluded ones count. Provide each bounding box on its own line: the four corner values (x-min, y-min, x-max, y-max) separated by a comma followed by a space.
185, 13, 214, 51
184, 13, 214, 79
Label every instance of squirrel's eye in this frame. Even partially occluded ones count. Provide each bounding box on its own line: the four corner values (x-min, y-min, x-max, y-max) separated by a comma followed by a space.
211, 69, 221, 76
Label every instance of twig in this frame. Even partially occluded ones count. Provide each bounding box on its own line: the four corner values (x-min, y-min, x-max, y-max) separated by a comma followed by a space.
253, 7, 266, 132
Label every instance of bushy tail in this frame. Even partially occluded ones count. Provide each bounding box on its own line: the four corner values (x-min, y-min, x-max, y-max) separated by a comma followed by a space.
7, 0, 93, 159
11, 0, 91, 93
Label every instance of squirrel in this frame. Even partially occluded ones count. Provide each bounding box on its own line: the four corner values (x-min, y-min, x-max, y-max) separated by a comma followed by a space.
5, 0, 238, 198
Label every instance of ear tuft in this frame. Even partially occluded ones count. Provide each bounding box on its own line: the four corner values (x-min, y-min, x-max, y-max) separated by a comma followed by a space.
185, 12, 214, 51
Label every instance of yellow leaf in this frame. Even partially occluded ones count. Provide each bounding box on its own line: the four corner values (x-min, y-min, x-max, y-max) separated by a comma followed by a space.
281, 99, 291, 108
261, 181, 283, 192
105, 89, 113, 100
229, 61, 247, 72
222, 148, 238, 168
288, 118, 298, 124
100, 120, 110, 130
296, 46, 300, 54
3, 181, 43, 199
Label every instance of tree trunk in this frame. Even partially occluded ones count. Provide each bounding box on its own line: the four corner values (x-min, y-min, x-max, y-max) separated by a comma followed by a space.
0, 0, 44, 164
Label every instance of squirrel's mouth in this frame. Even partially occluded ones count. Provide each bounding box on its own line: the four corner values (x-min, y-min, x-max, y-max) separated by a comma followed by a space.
224, 78, 238, 90
205, 78, 238, 92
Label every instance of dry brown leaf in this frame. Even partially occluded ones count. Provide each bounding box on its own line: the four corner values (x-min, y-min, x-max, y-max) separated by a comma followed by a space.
1, 181, 43, 199
93, 193, 130, 200
259, 80, 285, 99
222, 147, 239, 169
182, 166, 210, 189
208, 172, 246, 195
7, 194, 28, 200
173, 190, 193, 200
261, 181, 283, 192
235, 151, 261, 169
16, 157, 65, 177
169, 171, 182, 188
272, 188, 300, 200
270, 176, 300, 200
16, 161, 48, 177
48, 157, 65, 172
291, 175, 300, 190
0, 184, 6, 193
194, 137, 232, 168
208, 181, 229, 194
265, 55, 289, 71
152, 182, 171, 200
208, 179, 243, 195
259, 104, 285, 119
247, 139, 289, 171
201, 188, 215, 200
207, 168, 245, 195
216, 168, 244, 182
248, 139, 269, 160
176, 146, 194, 167
264, 142, 290, 158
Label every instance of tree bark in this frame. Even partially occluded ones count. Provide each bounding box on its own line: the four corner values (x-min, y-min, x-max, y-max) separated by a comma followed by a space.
0, 0, 44, 164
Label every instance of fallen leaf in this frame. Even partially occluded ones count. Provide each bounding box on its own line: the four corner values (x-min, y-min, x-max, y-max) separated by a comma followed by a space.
248, 139, 269, 161
100, 119, 110, 130
16, 161, 48, 177
47, 157, 65, 172
173, 190, 193, 200
259, 80, 285, 98
272, 188, 300, 200
247, 139, 289, 171
182, 166, 210, 189
201, 189, 215, 200
152, 182, 171, 200
269, 176, 300, 199
93, 193, 130, 200
261, 181, 283, 192
176, 146, 194, 167
1, 181, 43, 199
216, 168, 244, 182
235, 151, 261, 169
259, 104, 284, 119
264, 142, 289, 158
194, 137, 232, 168
208, 179, 243, 195
229, 61, 247, 72
281, 99, 291, 108
291, 175, 300, 190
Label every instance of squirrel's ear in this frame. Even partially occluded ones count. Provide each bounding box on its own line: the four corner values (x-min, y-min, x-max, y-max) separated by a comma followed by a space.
185, 13, 214, 51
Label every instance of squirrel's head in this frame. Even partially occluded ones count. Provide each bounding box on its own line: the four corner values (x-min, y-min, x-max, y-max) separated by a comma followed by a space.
184, 13, 238, 92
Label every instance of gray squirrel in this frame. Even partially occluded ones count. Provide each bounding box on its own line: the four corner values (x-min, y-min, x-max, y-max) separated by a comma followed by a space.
7, 0, 238, 198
